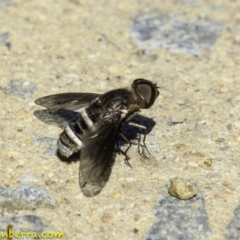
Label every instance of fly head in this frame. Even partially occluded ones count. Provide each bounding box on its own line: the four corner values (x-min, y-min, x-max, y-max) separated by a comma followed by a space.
132, 79, 159, 109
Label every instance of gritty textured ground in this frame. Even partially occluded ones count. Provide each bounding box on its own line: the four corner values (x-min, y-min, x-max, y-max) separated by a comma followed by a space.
1, 0, 240, 239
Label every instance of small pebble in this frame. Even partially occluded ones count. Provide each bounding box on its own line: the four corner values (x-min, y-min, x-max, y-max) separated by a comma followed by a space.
168, 177, 197, 200
204, 158, 212, 166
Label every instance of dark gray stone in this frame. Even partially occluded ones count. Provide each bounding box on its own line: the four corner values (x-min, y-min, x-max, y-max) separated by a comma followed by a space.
0, 32, 9, 43
172, 0, 198, 6
0, 184, 55, 210
34, 137, 57, 157
2, 79, 37, 96
145, 186, 211, 240
225, 203, 240, 240
130, 13, 223, 55
0, 0, 11, 9
0, 215, 55, 239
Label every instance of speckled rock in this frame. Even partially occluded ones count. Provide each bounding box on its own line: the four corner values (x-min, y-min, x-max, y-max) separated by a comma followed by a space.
225, 203, 240, 240
0, 184, 55, 209
0, 215, 55, 240
130, 12, 223, 55
146, 186, 210, 240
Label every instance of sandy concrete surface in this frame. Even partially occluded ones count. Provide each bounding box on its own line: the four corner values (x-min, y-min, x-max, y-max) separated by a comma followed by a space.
1, 0, 240, 239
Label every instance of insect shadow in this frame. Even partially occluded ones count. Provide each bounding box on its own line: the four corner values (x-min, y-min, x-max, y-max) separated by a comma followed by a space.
34, 109, 156, 163
34, 109, 156, 196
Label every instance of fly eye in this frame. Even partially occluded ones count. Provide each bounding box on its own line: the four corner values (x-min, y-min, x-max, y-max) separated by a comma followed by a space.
137, 83, 152, 105
132, 79, 159, 109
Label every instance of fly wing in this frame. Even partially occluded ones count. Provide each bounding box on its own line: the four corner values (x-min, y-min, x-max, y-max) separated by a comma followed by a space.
34, 109, 80, 129
35, 93, 100, 110
80, 113, 121, 183
79, 164, 112, 197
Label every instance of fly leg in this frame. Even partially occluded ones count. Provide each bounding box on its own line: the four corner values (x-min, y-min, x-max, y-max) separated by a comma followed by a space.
119, 131, 132, 168
127, 121, 150, 159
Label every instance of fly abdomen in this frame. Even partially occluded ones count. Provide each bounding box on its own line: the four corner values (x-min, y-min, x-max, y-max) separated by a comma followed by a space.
57, 136, 74, 158
57, 125, 83, 158
57, 108, 95, 158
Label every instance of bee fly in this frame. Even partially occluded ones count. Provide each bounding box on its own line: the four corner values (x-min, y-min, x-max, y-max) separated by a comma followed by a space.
34, 79, 159, 196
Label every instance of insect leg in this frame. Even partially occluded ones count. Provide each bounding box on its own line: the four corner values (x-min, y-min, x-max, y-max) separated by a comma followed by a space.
119, 131, 132, 168
127, 121, 150, 159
